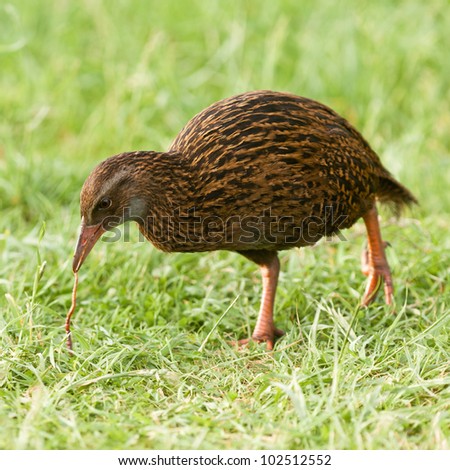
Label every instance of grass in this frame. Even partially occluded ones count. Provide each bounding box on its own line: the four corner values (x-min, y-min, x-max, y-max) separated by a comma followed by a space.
0, 0, 449, 450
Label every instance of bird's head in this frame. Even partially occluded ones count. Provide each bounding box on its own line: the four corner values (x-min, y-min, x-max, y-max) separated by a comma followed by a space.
72, 152, 155, 273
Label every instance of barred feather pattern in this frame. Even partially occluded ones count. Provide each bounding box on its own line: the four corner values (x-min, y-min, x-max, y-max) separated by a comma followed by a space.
80, 91, 416, 253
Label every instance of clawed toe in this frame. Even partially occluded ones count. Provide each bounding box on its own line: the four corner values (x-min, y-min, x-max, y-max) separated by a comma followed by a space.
361, 268, 393, 306
230, 337, 274, 350
230, 328, 285, 351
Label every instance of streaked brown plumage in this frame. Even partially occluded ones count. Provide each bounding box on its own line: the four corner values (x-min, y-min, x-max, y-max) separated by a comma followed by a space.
73, 90, 417, 349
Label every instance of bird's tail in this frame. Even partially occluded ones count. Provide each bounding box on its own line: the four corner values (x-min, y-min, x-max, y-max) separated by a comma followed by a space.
376, 173, 418, 215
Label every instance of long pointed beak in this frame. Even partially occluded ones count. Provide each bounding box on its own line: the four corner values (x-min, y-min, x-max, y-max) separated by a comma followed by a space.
72, 217, 105, 273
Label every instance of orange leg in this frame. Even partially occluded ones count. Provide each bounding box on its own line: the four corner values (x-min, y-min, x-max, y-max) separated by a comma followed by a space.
361, 205, 393, 306
236, 250, 284, 350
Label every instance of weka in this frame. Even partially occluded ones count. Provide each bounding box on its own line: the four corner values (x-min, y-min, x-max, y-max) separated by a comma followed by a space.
73, 90, 416, 349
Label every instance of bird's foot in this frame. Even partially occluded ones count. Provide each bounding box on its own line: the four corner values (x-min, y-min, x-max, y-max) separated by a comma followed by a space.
361, 262, 393, 306
361, 241, 391, 276
232, 328, 285, 351
361, 207, 394, 306
361, 240, 393, 306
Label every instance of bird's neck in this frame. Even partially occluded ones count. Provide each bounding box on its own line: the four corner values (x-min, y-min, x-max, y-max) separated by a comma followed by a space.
133, 151, 197, 251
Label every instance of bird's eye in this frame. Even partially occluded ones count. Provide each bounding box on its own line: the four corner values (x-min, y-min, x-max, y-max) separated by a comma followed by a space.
97, 197, 112, 210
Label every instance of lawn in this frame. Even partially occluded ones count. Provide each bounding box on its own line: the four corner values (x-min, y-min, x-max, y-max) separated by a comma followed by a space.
0, 0, 449, 450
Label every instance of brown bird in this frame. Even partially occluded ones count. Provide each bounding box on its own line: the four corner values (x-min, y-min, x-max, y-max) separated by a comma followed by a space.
73, 90, 416, 350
